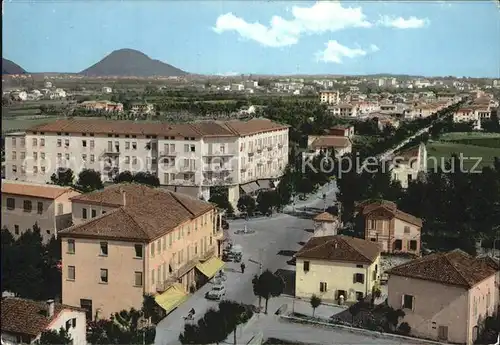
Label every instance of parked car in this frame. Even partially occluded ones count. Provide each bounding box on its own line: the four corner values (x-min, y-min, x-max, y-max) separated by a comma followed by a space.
205, 285, 226, 300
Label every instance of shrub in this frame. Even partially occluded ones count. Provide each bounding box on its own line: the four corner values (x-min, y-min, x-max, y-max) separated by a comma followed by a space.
397, 322, 411, 335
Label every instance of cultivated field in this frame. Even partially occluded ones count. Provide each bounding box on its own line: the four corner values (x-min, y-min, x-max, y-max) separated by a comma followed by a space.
427, 132, 500, 170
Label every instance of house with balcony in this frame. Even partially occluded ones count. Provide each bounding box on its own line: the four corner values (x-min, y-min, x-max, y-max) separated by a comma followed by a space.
357, 199, 422, 256
4, 118, 289, 210
0, 298, 86, 345
387, 250, 499, 345
59, 183, 224, 319
1, 180, 80, 242
295, 235, 381, 304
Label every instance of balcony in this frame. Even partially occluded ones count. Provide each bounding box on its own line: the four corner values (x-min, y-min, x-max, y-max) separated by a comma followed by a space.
240, 163, 250, 171
204, 164, 233, 172
159, 151, 178, 157
101, 149, 120, 157
205, 151, 234, 157
200, 247, 216, 261
278, 143, 284, 148
173, 179, 196, 186
256, 147, 263, 153
248, 151, 255, 156
179, 165, 197, 173
202, 177, 233, 186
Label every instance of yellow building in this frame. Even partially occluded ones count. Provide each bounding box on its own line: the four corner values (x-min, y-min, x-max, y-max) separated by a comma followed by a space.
59, 183, 224, 320
295, 235, 381, 303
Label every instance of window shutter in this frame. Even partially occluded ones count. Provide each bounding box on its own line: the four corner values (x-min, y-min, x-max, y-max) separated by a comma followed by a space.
401, 294, 405, 308
353, 274, 357, 284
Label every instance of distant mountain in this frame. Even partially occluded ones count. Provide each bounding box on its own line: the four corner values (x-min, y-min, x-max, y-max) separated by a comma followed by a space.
80, 49, 187, 77
2, 58, 27, 75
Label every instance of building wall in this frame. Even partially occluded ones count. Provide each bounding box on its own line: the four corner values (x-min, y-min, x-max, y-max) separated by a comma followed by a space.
295, 256, 380, 303
145, 209, 218, 294
1, 190, 78, 242
61, 238, 145, 319
71, 202, 118, 226
387, 274, 496, 345
393, 218, 421, 255
48, 309, 87, 345
4, 133, 27, 181
468, 275, 498, 345
313, 221, 339, 237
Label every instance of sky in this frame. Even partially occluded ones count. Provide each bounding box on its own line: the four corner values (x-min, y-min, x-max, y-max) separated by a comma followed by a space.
3, 0, 500, 77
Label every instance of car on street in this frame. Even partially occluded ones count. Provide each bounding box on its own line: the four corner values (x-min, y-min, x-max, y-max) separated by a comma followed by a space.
205, 284, 226, 300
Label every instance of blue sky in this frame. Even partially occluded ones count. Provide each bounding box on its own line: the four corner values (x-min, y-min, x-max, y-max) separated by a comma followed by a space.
3, 1, 500, 77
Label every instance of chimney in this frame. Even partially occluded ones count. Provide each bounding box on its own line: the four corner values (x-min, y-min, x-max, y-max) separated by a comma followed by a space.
122, 191, 126, 207
47, 299, 54, 318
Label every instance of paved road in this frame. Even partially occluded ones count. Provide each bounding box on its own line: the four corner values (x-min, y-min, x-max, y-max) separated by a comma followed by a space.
155, 181, 338, 345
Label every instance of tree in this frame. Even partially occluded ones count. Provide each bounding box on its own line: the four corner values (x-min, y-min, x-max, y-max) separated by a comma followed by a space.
50, 168, 74, 186
251, 270, 284, 314
237, 194, 256, 216
209, 191, 234, 215
114, 171, 134, 183
133, 172, 160, 187
310, 295, 321, 317
256, 190, 277, 215
142, 294, 162, 325
384, 307, 405, 332
39, 328, 72, 345
74, 169, 103, 193
219, 300, 252, 345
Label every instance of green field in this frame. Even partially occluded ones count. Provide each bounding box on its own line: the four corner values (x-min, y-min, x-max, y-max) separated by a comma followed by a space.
427, 132, 500, 170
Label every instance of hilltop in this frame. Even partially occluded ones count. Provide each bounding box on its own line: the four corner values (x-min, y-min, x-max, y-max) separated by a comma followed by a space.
79, 48, 187, 77
2, 58, 27, 75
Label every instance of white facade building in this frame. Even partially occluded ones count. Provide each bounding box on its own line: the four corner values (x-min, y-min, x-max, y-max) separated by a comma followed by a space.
319, 90, 340, 105
4, 118, 289, 208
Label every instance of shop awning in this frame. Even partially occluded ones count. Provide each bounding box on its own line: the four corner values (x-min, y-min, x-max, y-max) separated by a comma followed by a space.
257, 179, 272, 190
196, 257, 225, 279
154, 283, 189, 314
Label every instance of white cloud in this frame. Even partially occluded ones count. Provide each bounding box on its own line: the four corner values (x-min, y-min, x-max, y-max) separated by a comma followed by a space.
315, 40, 377, 64
213, 1, 372, 47
377, 15, 429, 29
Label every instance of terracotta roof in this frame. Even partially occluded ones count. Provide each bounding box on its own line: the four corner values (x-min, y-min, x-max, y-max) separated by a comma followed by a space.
1, 180, 78, 200
387, 249, 498, 288
295, 235, 380, 264
28, 118, 288, 138
1, 297, 85, 337
358, 200, 423, 227
61, 183, 214, 241
223, 118, 289, 136
311, 136, 351, 149
313, 212, 337, 223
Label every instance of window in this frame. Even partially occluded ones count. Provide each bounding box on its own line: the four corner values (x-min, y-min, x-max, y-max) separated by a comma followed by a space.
157, 240, 161, 254
68, 240, 75, 254
91, 209, 97, 218
37, 202, 43, 214
320, 282, 327, 292
82, 140, 87, 147
41, 152, 45, 160
68, 266, 75, 280
82, 154, 87, 162
356, 292, 364, 301
90, 140, 95, 148
169, 233, 173, 246
150, 242, 155, 257
356, 264, 364, 268
72, 318, 76, 328
134, 244, 143, 258
409, 240, 417, 251
12, 165, 17, 173
369, 219, 376, 229
90, 154, 95, 163
438, 326, 448, 340
394, 239, 403, 251
33, 152, 38, 161
132, 156, 137, 165
303, 261, 310, 272
57, 139, 62, 147
370, 238, 377, 242
151, 269, 155, 285
125, 142, 130, 150
40, 138, 45, 147
82, 208, 87, 219
100, 269, 108, 283
12, 151, 16, 160
402, 294, 414, 310
23, 200, 32, 212
6, 198, 15, 210
33, 138, 38, 146
65, 139, 70, 147
404, 226, 410, 234
125, 156, 130, 164
14, 225, 19, 235
20, 152, 25, 160
100, 242, 108, 256
354, 273, 365, 284
132, 142, 137, 150
12, 137, 16, 147
134, 272, 143, 286
162, 237, 166, 250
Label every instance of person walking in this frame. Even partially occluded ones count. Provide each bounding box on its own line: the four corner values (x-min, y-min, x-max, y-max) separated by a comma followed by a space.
240, 262, 246, 273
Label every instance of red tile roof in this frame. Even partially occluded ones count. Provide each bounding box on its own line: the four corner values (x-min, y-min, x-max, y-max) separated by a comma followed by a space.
311, 136, 351, 149
1, 297, 85, 337
313, 212, 337, 223
61, 183, 214, 241
296, 235, 380, 264
387, 249, 497, 288
358, 200, 423, 227
1, 181, 78, 200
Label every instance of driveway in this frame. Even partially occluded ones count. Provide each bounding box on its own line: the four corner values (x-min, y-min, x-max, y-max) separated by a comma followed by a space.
154, 181, 338, 345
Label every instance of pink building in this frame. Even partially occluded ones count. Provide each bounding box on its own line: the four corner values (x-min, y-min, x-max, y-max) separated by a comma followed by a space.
387, 250, 499, 345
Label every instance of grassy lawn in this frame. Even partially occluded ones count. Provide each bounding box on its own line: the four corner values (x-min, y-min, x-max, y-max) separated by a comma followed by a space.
427, 141, 499, 170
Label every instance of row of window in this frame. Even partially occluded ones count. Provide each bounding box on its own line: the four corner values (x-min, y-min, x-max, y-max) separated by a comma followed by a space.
10, 137, 26, 147
66, 265, 143, 286
67, 240, 143, 258
6, 198, 44, 214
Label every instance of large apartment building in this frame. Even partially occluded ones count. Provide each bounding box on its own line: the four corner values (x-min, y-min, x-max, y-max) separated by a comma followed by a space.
3, 118, 289, 207
59, 183, 223, 320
